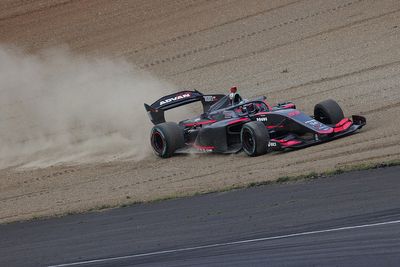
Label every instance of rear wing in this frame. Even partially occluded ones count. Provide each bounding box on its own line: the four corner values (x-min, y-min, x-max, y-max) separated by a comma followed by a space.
144, 90, 224, 125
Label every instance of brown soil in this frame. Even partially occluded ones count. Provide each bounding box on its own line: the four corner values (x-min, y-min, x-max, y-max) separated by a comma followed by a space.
1, 0, 400, 223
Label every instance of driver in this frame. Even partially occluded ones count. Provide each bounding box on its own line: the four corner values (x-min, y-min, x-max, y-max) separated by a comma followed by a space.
244, 102, 259, 115
228, 86, 243, 105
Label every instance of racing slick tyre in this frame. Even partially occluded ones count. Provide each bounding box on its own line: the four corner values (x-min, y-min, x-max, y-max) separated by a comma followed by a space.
150, 122, 184, 158
314, 99, 344, 125
241, 121, 270, 157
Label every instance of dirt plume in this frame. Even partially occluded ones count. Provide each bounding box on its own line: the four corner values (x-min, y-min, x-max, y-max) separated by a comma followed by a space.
0, 46, 174, 169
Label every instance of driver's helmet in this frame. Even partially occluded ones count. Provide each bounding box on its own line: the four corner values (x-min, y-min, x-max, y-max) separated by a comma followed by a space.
244, 103, 258, 115
228, 86, 242, 105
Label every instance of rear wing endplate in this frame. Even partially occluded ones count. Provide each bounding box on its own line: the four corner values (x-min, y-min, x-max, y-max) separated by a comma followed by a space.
144, 90, 224, 125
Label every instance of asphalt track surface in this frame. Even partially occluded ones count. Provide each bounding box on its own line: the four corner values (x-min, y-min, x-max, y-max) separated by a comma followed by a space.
1, 166, 400, 267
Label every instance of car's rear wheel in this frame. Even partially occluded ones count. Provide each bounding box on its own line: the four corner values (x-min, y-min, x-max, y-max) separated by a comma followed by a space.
241, 121, 269, 156
314, 99, 344, 125
151, 122, 184, 158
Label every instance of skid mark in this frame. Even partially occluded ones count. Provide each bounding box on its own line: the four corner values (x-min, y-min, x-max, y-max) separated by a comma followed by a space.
143, 0, 367, 69
174, 7, 400, 75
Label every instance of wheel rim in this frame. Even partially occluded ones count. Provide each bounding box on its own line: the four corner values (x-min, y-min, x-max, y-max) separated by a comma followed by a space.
315, 108, 331, 124
242, 129, 255, 153
151, 131, 164, 154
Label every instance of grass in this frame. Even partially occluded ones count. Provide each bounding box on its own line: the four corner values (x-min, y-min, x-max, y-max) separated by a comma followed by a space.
6, 159, 400, 224
145, 159, 400, 201
243, 159, 400, 188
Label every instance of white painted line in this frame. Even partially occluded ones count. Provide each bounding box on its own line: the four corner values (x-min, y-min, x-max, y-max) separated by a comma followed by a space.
48, 219, 400, 267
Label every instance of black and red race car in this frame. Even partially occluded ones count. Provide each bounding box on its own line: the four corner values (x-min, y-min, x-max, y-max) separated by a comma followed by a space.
144, 90, 366, 158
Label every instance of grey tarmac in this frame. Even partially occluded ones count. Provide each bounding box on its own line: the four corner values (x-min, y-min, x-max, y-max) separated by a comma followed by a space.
1, 166, 400, 267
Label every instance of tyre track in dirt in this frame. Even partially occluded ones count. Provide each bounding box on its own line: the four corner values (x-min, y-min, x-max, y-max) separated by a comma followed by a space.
142, 0, 366, 69
233, 24, 400, 90
290, 73, 400, 102
0, 0, 75, 22
134, 0, 302, 55
69, 0, 227, 53
222, 133, 400, 172
174, 6, 400, 75
362, 101, 400, 115
2, 130, 396, 217
8, 128, 398, 201
269, 60, 400, 94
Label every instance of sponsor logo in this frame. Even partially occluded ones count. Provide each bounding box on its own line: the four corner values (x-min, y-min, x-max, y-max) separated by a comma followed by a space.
268, 141, 277, 147
203, 95, 216, 102
305, 119, 319, 125
288, 110, 300, 117
256, 117, 268, 122
223, 111, 233, 119
199, 148, 213, 152
160, 93, 191, 105
305, 119, 331, 131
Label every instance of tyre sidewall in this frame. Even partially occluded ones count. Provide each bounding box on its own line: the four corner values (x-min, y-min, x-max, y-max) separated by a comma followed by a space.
241, 121, 269, 156
241, 126, 257, 155
151, 127, 168, 157
150, 122, 184, 158
314, 99, 344, 125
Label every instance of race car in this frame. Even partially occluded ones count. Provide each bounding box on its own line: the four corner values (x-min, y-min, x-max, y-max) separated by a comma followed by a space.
144, 89, 366, 158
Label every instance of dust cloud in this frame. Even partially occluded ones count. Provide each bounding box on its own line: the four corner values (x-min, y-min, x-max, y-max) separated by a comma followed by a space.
0, 46, 176, 169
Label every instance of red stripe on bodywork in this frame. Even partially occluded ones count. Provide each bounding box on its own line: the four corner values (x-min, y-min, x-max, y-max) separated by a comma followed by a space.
283, 103, 295, 109
318, 128, 334, 134
281, 140, 302, 147
266, 125, 284, 129
193, 144, 215, 150
227, 118, 250, 125
263, 100, 273, 111
288, 110, 300, 117
333, 118, 352, 133
271, 138, 302, 147
184, 120, 216, 127
335, 118, 350, 127
255, 112, 270, 116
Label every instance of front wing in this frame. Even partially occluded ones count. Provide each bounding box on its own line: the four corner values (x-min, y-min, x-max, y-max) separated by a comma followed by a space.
268, 115, 366, 151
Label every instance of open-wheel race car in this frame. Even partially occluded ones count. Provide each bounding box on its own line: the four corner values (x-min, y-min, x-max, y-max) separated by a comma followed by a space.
144, 88, 366, 158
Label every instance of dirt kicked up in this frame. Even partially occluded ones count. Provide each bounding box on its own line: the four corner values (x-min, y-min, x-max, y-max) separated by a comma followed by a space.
0, 0, 399, 223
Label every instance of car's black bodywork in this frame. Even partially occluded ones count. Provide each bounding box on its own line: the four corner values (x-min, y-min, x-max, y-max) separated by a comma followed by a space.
144, 90, 366, 157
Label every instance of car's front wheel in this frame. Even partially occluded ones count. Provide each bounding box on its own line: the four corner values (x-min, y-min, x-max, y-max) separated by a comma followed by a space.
314, 99, 344, 125
241, 121, 270, 156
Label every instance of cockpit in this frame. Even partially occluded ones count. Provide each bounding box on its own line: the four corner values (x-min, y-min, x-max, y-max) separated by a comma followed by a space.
206, 98, 270, 121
